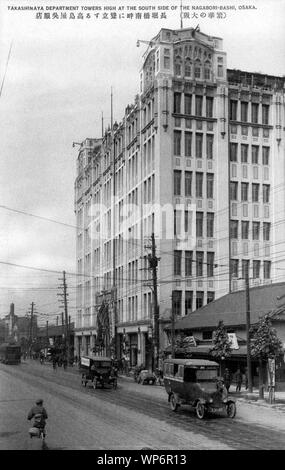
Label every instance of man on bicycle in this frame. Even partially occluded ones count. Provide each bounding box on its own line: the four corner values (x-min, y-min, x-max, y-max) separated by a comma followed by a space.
27, 399, 48, 437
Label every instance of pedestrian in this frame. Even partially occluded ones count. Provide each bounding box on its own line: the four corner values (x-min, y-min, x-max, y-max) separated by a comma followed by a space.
244, 367, 248, 390
223, 368, 232, 392
234, 368, 242, 392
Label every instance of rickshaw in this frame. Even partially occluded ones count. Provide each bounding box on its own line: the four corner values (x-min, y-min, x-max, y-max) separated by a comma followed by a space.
80, 356, 117, 389
163, 358, 236, 420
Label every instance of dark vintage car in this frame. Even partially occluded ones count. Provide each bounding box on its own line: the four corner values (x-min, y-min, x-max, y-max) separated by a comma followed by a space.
80, 356, 117, 389
163, 358, 236, 419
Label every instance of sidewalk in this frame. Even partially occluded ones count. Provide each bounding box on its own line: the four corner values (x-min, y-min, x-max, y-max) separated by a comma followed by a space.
119, 372, 285, 411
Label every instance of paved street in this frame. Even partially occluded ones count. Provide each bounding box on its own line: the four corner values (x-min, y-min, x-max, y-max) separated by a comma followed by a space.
0, 361, 284, 450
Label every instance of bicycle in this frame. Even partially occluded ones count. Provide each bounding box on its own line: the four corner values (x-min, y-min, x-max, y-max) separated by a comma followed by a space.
29, 426, 47, 449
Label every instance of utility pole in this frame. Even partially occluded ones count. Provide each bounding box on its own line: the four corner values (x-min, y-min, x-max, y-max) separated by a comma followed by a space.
171, 297, 175, 359
46, 320, 48, 341
30, 302, 34, 358
245, 267, 253, 393
147, 233, 160, 371
58, 272, 69, 364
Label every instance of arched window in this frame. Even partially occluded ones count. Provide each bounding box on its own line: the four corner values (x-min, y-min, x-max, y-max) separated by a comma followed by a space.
194, 59, 201, 79
185, 58, 192, 78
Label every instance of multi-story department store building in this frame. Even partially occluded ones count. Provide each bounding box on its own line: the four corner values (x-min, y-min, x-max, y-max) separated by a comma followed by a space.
74, 27, 285, 368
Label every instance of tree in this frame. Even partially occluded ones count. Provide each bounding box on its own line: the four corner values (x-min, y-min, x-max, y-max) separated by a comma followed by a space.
174, 333, 194, 358
210, 321, 232, 374
250, 314, 283, 402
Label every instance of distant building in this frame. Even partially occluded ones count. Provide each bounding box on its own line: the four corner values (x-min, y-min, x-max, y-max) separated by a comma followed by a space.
1, 303, 37, 352
74, 27, 285, 368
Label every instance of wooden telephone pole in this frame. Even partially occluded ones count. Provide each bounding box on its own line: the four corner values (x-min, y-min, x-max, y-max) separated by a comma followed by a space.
147, 233, 160, 371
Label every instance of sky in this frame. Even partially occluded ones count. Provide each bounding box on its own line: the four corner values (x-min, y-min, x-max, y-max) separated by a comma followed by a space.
0, 0, 284, 326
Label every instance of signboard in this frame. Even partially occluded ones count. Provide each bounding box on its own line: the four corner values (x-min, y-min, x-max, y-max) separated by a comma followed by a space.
227, 333, 239, 350
81, 356, 90, 367
184, 336, 197, 347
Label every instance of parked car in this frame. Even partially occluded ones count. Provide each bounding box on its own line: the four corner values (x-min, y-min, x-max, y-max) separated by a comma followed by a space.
163, 358, 236, 419
137, 369, 156, 385
80, 356, 117, 389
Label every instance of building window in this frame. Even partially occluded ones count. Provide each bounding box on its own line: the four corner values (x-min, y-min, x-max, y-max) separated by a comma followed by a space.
196, 291, 204, 309
207, 213, 214, 238
185, 132, 192, 157
185, 171, 192, 196
241, 182, 249, 202
252, 183, 259, 202
264, 261, 271, 279
196, 252, 204, 277
174, 170, 181, 195
251, 103, 259, 124
206, 173, 214, 199
185, 94, 192, 115
253, 260, 260, 279
230, 182, 238, 201
263, 184, 270, 203
195, 133, 203, 158
242, 221, 249, 239
185, 251, 193, 276
241, 102, 248, 122
206, 97, 213, 118
185, 59, 192, 78
241, 144, 248, 163
262, 105, 269, 125
230, 220, 238, 239
202, 330, 213, 339
174, 93, 181, 114
230, 143, 238, 162
263, 222, 270, 241
196, 172, 203, 197
175, 59, 182, 76
196, 212, 203, 237
174, 131, 181, 155
230, 259, 239, 278
185, 291, 193, 315
164, 48, 170, 69
230, 100, 237, 121
195, 65, 201, 79
172, 290, 182, 316
263, 128, 269, 138
206, 134, 213, 159
252, 127, 259, 137
262, 147, 269, 165
207, 292, 215, 304
174, 250, 182, 275
207, 252, 214, 277
252, 221, 260, 240
195, 95, 203, 116
242, 259, 249, 279
252, 146, 259, 164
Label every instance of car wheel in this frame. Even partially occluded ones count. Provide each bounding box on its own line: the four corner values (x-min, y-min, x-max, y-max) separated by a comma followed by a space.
196, 401, 206, 419
170, 393, 179, 412
226, 402, 236, 418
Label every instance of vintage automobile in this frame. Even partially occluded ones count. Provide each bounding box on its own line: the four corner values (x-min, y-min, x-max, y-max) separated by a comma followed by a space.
137, 369, 157, 385
80, 356, 117, 390
163, 358, 236, 419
